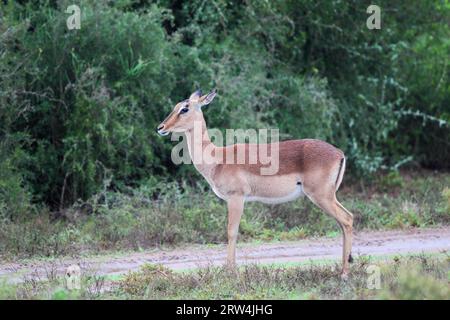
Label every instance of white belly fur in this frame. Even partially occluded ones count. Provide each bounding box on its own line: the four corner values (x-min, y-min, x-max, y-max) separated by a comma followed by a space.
211, 186, 228, 201
245, 184, 304, 204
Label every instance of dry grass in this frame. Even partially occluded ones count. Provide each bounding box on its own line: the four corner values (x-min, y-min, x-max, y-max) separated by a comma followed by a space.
1, 254, 448, 300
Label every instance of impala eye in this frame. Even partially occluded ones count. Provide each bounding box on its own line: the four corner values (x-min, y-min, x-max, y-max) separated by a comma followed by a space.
179, 107, 189, 114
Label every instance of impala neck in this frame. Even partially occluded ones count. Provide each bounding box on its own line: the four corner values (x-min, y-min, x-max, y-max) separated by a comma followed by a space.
185, 117, 217, 173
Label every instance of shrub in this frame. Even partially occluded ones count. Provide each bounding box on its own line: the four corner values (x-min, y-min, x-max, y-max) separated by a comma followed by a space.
1, 1, 448, 215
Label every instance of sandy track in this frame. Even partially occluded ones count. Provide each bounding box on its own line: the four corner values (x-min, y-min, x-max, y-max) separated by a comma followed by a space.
0, 227, 449, 283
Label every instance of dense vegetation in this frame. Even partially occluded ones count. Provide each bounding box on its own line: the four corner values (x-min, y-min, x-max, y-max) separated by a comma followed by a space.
0, 1, 449, 221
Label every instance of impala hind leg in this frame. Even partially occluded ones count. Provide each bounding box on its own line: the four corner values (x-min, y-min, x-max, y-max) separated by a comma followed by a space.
226, 196, 245, 267
336, 200, 354, 263
303, 190, 354, 277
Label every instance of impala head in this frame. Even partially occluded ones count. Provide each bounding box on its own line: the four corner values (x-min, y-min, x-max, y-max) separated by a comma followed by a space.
157, 89, 217, 136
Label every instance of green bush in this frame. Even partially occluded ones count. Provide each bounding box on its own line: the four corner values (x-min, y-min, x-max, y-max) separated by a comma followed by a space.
0, 0, 448, 219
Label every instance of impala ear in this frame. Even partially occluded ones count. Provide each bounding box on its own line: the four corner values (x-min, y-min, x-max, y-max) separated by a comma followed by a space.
189, 89, 202, 102
199, 89, 217, 107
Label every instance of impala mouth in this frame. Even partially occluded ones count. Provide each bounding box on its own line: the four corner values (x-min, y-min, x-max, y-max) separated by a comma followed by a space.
157, 129, 169, 136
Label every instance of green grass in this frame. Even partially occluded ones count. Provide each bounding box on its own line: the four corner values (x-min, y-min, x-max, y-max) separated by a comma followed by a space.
0, 170, 449, 260
0, 254, 448, 300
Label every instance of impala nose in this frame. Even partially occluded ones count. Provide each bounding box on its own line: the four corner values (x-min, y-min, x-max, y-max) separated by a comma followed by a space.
157, 124, 169, 136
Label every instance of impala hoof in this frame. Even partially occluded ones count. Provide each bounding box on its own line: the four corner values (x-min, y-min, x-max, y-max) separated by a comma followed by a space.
341, 272, 349, 281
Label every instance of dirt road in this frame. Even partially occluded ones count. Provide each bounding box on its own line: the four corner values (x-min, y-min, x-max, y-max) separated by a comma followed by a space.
1, 227, 449, 284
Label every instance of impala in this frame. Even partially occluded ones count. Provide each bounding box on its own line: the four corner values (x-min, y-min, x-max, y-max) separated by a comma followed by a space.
157, 89, 354, 277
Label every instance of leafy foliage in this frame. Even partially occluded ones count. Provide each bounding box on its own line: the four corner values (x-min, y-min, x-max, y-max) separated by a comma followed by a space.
0, 0, 449, 215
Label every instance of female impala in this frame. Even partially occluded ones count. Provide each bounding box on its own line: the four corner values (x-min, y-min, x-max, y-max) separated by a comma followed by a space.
157, 89, 354, 277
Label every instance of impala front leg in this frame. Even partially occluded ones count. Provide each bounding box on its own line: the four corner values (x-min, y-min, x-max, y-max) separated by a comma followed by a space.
226, 196, 245, 267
